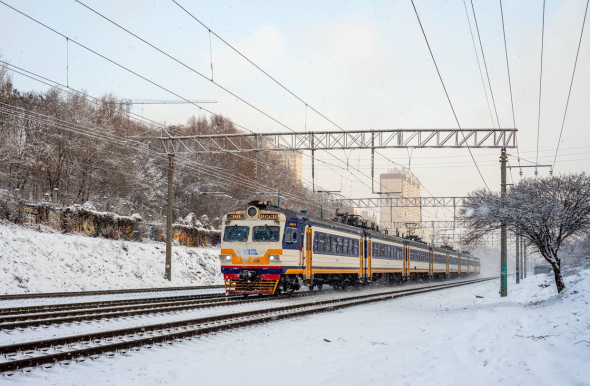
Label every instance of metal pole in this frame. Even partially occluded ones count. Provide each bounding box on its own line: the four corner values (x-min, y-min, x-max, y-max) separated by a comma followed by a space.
320, 205, 323, 219
521, 237, 524, 280
500, 147, 508, 296
516, 235, 520, 284
165, 153, 175, 281
524, 241, 527, 278
277, 189, 280, 208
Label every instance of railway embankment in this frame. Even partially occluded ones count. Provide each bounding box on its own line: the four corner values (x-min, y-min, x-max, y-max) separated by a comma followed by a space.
0, 222, 222, 295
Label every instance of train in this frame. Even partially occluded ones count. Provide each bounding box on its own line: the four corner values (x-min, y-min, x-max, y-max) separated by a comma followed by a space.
220, 200, 480, 295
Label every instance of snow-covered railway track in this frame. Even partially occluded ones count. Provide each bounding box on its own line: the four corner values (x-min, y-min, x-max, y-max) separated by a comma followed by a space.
0, 285, 224, 301
0, 292, 232, 317
0, 277, 495, 374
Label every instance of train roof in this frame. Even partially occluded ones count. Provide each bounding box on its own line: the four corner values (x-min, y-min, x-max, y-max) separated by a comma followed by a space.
233, 203, 477, 258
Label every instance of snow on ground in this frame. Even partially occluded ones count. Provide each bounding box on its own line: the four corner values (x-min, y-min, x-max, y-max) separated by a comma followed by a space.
3, 270, 589, 386
0, 223, 222, 295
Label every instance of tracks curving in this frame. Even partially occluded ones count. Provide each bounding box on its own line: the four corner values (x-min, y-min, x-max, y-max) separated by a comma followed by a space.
0, 277, 494, 374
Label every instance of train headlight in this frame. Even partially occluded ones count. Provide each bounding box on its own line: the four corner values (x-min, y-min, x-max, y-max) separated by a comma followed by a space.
247, 206, 258, 217
269, 255, 281, 261
219, 254, 231, 262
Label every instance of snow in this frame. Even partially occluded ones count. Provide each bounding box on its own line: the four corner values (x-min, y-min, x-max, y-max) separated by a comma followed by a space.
0, 223, 222, 295
2, 270, 589, 385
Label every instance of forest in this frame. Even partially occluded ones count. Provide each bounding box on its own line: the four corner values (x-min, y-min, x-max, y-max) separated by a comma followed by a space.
0, 65, 333, 224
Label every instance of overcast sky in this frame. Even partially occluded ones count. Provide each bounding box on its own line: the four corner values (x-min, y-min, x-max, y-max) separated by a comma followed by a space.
2, 0, 589, 222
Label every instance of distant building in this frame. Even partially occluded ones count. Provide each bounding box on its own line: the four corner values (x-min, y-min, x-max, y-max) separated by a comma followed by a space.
282, 150, 303, 183
379, 169, 425, 239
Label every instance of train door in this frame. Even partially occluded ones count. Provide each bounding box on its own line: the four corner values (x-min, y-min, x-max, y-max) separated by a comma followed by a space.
305, 227, 313, 285
367, 238, 372, 282
403, 244, 410, 279
359, 237, 365, 281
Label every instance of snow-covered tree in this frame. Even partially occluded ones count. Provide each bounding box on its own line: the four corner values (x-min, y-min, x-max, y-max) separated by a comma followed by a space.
461, 174, 590, 293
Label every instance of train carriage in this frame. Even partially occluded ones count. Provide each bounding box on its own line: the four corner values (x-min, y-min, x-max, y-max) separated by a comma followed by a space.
220, 201, 480, 295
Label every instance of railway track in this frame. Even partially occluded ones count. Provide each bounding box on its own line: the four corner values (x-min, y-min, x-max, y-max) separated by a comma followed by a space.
0, 277, 494, 374
0, 292, 232, 317
0, 285, 224, 301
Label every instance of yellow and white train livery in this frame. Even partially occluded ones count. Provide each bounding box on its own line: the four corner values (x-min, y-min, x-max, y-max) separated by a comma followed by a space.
220, 201, 480, 295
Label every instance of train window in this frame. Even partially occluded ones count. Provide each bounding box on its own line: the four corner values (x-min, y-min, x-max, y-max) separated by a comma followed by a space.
223, 225, 249, 242
353, 241, 359, 256
252, 226, 280, 242
343, 239, 349, 255
319, 234, 325, 252
326, 235, 331, 253
313, 234, 319, 252
332, 237, 338, 254
337, 237, 343, 254
284, 227, 297, 244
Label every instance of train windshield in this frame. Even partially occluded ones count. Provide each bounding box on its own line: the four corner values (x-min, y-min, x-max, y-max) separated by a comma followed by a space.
252, 226, 280, 242
223, 225, 249, 242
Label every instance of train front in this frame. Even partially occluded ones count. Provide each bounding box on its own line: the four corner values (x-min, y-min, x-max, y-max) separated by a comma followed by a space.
219, 201, 287, 295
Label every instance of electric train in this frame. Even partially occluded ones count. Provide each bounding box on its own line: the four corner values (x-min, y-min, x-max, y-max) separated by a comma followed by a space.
220, 201, 480, 295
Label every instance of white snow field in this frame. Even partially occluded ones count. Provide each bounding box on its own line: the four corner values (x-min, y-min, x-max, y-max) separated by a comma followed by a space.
2, 270, 589, 386
0, 223, 222, 295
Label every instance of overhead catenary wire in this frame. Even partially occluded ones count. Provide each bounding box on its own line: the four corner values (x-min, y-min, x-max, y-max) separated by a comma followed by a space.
498, 0, 521, 170
0, 61, 365, 201
72, 0, 384, 195
410, 0, 490, 191
0, 63, 344, 209
170, 0, 413, 191
462, 0, 496, 128
552, 0, 590, 170
469, 0, 502, 130
0, 103, 329, 211
0, 4, 361, 199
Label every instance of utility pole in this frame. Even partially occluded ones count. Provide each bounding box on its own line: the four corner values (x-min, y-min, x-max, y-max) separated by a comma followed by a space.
520, 237, 524, 280
165, 153, 175, 281
516, 234, 520, 284
524, 240, 527, 278
500, 148, 508, 296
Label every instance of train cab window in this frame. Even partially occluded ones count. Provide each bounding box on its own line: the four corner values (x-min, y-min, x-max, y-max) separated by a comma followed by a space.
284, 227, 298, 244
223, 225, 249, 242
252, 226, 280, 242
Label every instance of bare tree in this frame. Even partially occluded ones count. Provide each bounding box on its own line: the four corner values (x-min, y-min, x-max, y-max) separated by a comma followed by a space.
461, 174, 590, 293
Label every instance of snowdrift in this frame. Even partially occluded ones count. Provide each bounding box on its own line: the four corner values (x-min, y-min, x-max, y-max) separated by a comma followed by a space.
0, 223, 222, 294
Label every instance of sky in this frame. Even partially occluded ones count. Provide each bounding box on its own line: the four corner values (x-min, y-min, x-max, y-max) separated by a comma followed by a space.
1, 0, 590, 224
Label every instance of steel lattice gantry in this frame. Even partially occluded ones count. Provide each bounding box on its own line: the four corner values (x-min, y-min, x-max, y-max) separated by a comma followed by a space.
388, 221, 459, 229
132, 128, 517, 154
328, 196, 469, 209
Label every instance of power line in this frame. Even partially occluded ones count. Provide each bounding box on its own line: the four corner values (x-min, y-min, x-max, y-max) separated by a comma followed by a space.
462, 0, 495, 128
536, 0, 546, 175
410, 0, 490, 190
0, 3, 363, 198
73, 0, 389, 195
552, 0, 590, 170
499, 0, 521, 170
470, 0, 501, 129
169, 0, 415, 192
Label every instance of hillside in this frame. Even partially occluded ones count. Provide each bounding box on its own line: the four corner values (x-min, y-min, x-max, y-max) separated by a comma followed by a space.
0, 223, 222, 294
